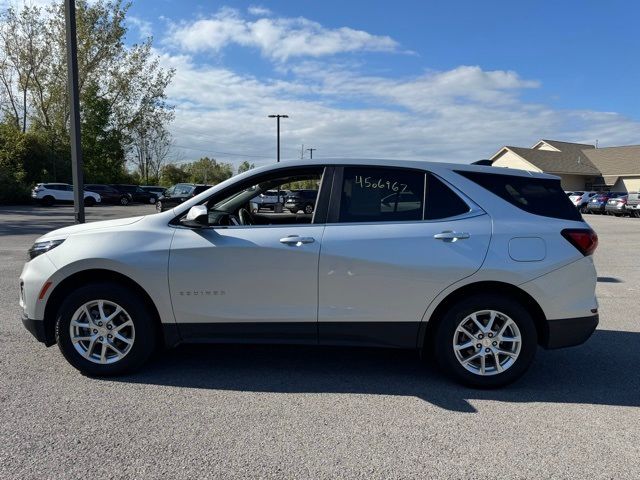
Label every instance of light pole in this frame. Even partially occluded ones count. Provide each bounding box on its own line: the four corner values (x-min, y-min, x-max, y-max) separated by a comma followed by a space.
268, 114, 288, 211
268, 114, 288, 163
65, 0, 84, 223
306, 148, 316, 159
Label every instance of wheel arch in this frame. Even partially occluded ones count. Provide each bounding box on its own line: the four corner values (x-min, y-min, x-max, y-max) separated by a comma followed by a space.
419, 281, 548, 352
42, 269, 178, 348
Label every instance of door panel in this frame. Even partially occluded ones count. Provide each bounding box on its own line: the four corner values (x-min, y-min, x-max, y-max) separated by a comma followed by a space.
169, 225, 324, 343
318, 215, 491, 347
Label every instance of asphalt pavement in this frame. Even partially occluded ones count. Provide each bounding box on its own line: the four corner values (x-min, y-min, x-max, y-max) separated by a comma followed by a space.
1, 205, 639, 479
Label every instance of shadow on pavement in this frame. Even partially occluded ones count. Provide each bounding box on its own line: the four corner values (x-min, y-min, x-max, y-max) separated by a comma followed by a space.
109, 329, 640, 412
597, 276, 623, 283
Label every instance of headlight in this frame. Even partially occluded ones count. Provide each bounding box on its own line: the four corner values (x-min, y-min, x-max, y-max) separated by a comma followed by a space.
28, 239, 65, 260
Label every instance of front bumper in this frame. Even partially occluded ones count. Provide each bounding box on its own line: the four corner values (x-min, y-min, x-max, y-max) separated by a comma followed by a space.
21, 314, 52, 345
541, 314, 599, 349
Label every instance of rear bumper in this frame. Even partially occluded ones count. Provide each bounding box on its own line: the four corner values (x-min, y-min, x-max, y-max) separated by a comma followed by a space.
541, 314, 599, 349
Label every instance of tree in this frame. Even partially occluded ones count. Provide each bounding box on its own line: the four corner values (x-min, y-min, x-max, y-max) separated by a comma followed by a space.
0, 122, 28, 202
0, 0, 174, 193
160, 163, 189, 186
187, 157, 233, 184
237, 160, 255, 174
81, 82, 126, 183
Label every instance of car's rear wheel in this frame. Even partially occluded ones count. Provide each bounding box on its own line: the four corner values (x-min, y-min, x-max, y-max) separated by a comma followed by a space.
55, 282, 156, 376
433, 294, 537, 388
149, 197, 156, 204
41, 196, 55, 206
84, 197, 96, 207
304, 203, 314, 214
120, 196, 130, 206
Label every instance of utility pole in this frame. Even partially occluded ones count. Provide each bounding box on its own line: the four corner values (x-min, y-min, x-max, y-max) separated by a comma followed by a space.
306, 148, 316, 159
65, 0, 84, 223
268, 114, 288, 162
300, 144, 304, 159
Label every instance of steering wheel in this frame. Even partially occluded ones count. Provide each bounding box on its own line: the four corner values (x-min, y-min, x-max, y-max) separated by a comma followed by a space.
238, 208, 254, 225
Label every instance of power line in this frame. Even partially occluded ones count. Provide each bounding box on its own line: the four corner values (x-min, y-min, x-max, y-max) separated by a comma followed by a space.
172, 143, 273, 159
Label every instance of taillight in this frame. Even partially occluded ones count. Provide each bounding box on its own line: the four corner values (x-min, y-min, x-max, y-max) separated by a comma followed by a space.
561, 228, 598, 256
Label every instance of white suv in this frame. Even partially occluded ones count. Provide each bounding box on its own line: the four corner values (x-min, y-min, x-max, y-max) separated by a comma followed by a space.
568, 191, 597, 213
19, 160, 599, 387
32, 183, 101, 206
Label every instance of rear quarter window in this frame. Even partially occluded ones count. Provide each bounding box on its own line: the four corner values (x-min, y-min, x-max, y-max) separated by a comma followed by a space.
456, 170, 582, 221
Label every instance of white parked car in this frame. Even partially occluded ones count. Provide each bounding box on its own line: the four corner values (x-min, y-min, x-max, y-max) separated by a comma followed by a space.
19, 159, 599, 387
568, 191, 597, 213
32, 183, 101, 206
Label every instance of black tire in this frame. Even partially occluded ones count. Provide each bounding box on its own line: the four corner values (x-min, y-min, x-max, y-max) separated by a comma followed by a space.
55, 282, 157, 376
84, 197, 96, 207
304, 203, 314, 214
149, 196, 156, 204
120, 195, 130, 206
433, 294, 537, 388
155, 200, 162, 212
41, 196, 55, 206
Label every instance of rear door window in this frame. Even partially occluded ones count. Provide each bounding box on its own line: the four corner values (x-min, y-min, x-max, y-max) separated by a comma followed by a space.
456, 170, 582, 221
338, 167, 425, 223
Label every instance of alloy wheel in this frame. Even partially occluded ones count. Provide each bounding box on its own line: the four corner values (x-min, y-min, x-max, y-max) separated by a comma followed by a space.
69, 300, 135, 364
452, 310, 521, 376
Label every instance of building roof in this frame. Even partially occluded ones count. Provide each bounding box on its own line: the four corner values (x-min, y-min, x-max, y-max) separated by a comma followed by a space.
492, 139, 640, 177
582, 145, 640, 176
540, 139, 596, 151
503, 146, 601, 175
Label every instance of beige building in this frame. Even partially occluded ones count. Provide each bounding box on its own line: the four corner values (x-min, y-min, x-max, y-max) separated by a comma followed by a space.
490, 139, 640, 192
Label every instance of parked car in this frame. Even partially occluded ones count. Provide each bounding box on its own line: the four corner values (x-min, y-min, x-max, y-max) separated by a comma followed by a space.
568, 191, 597, 213
585, 192, 624, 214
156, 183, 213, 212
141, 186, 166, 197
252, 189, 289, 211
109, 184, 157, 204
31, 183, 101, 206
20, 159, 599, 388
625, 192, 640, 217
285, 189, 318, 214
84, 184, 131, 205
604, 195, 628, 216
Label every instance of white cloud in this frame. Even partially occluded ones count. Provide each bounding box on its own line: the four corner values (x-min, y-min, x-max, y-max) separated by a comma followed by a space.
128, 15, 152, 39
158, 51, 640, 167
247, 5, 271, 17
165, 8, 400, 61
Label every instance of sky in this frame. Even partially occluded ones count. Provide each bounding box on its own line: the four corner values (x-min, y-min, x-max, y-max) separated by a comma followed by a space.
29, 0, 640, 167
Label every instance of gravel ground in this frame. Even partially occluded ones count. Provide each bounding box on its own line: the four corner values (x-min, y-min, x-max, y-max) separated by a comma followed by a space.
1, 205, 639, 479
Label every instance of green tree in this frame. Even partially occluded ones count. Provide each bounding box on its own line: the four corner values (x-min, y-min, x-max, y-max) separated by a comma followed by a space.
0, 0, 174, 200
0, 122, 28, 203
187, 157, 233, 184
237, 160, 255, 174
81, 82, 126, 183
160, 163, 189, 186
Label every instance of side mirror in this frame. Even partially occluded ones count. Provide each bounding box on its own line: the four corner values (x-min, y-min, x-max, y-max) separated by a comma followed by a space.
181, 205, 208, 228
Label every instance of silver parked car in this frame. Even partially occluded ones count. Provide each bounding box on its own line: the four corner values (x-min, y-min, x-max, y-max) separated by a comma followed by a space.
19, 159, 599, 387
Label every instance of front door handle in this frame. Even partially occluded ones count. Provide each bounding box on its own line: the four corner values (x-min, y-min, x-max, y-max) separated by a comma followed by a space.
280, 235, 315, 246
433, 231, 470, 242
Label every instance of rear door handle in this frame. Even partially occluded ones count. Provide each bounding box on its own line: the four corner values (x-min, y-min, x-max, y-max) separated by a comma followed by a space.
433, 231, 470, 242
280, 235, 315, 246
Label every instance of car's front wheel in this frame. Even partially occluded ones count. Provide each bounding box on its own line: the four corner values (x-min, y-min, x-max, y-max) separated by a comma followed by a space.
55, 282, 157, 376
120, 196, 130, 206
434, 294, 537, 388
